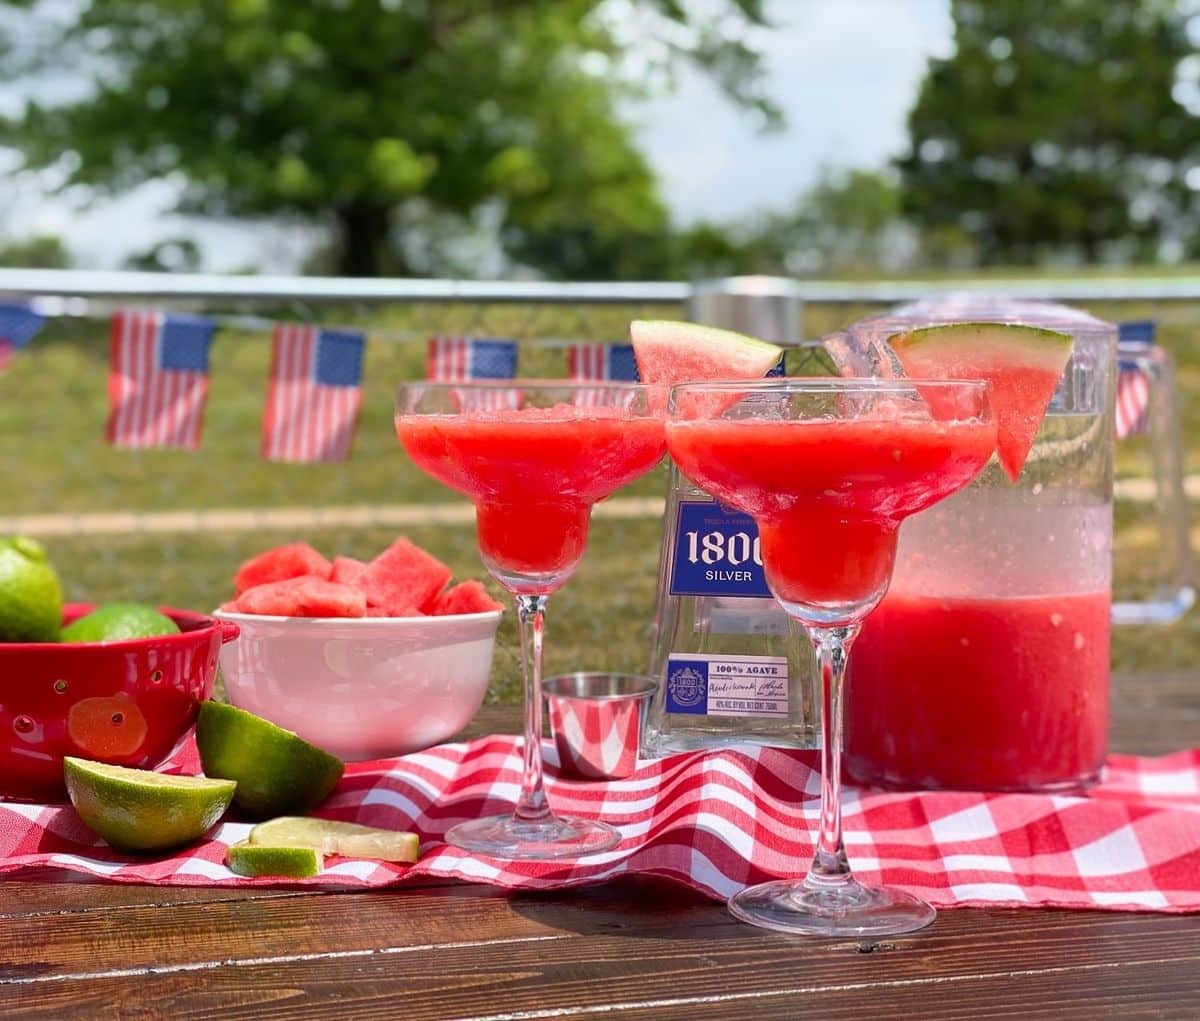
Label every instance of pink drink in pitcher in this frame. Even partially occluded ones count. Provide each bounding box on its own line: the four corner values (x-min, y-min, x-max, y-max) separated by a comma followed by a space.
840, 301, 1116, 792
845, 499, 1112, 791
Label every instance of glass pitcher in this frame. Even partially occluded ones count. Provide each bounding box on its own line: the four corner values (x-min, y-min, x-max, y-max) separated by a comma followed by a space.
836, 297, 1192, 793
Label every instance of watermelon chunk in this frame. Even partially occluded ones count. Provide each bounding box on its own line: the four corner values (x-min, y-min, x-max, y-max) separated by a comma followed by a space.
330, 555, 367, 585
630, 320, 784, 385
887, 322, 1073, 482
233, 576, 367, 618
429, 580, 505, 616
234, 542, 332, 594
352, 538, 452, 616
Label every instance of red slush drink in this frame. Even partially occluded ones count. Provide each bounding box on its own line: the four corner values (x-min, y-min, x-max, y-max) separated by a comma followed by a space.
396, 405, 665, 580
845, 587, 1110, 791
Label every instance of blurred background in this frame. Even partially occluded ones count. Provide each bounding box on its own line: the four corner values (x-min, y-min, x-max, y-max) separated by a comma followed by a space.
6, 0, 1199, 278
1, 0, 1198, 698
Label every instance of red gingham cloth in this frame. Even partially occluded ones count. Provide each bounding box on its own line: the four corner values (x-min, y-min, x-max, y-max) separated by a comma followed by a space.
3, 736, 1199, 912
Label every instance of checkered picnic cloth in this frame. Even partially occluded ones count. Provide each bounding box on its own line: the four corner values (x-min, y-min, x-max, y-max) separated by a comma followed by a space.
3, 736, 1199, 912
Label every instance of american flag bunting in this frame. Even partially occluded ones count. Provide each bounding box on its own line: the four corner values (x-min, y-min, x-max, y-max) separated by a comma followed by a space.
262, 324, 365, 463
1116, 321, 1155, 440
566, 342, 639, 382
0, 301, 46, 373
107, 309, 214, 450
427, 336, 519, 410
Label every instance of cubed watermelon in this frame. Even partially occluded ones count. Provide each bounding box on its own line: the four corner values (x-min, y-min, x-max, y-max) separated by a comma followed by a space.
234, 575, 367, 617
352, 538, 452, 616
234, 542, 333, 594
429, 580, 505, 616
330, 555, 367, 585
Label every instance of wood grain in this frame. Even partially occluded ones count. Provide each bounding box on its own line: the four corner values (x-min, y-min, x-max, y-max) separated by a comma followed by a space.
2, 904, 1198, 1020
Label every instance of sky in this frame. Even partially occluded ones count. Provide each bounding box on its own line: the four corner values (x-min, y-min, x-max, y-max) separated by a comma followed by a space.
632, 0, 953, 225
0, 0, 954, 272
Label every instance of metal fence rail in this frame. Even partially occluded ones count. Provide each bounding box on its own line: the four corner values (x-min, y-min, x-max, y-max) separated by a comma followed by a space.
7, 268, 1200, 305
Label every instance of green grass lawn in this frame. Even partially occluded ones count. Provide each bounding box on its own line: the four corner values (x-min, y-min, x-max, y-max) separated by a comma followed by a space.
1, 293, 1197, 700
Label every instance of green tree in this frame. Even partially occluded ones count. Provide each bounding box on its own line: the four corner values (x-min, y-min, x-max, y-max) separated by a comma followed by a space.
673, 169, 907, 278
0, 235, 70, 268
899, 0, 1200, 265
0, 0, 775, 278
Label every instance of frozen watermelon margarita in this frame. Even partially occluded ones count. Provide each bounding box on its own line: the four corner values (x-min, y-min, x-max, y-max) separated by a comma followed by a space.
666, 377, 996, 938
395, 381, 666, 859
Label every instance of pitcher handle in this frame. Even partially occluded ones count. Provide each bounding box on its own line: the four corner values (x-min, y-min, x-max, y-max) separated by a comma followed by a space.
1112, 342, 1195, 625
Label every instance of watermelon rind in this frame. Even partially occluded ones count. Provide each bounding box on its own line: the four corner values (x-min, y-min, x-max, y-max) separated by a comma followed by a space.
889, 322, 1072, 369
886, 321, 1073, 482
630, 320, 784, 383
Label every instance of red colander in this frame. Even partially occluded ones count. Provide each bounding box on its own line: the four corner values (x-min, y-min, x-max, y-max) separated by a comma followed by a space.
0, 603, 239, 802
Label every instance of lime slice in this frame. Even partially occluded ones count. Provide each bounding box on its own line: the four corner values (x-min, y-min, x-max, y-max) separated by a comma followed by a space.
62, 602, 180, 642
249, 816, 419, 863
195, 702, 345, 821
226, 841, 323, 878
63, 757, 236, 853
886, 322, 1073, 481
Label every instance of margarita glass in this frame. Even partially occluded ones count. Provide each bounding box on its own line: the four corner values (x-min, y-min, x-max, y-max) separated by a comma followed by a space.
666, 378, 996, 936
395, 381, 665, 859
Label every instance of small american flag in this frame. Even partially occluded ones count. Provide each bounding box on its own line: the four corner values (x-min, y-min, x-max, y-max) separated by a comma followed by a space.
107, 310, 214, 450
262, 324, 365, 463
1115, 321, 1155, 440
567, 342, 639, 382
427, 336, 519, 410
0, 302, 46, 373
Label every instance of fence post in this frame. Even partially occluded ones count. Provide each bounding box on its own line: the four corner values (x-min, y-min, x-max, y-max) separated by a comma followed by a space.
686, 275, 804, 344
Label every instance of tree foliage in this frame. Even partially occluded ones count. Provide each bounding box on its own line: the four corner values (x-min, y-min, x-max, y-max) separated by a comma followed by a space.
0, 234, 70, 268
0, 0, 774, 277
900, 0, 1200, 265
673, 169, 906, 278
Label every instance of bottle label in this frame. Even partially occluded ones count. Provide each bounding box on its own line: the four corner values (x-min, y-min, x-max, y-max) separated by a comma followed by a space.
669, 501, 772, 598
664, 653, 790, 718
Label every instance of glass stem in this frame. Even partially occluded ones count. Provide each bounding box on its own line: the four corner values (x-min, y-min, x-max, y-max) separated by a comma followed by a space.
805, 623, 860, 889
513, 594, 553, 824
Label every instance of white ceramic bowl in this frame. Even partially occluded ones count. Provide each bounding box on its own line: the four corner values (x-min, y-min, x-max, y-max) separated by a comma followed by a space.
212, 609, 503, 761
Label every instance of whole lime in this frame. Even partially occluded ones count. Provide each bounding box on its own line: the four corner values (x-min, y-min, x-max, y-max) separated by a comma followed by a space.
0, 536, 64, 643
62, 602, 181, 643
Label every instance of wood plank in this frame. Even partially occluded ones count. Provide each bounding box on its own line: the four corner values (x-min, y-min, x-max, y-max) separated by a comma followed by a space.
2, 901, 1198, 1020
0, 881, 714, 981
1111, 671, 1200, 754
593, 966, 1200, 1021
0, 872, 327, 919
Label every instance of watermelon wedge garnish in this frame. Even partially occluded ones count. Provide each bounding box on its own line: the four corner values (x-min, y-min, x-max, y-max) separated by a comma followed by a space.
886, 322, 1073, 482
630, 320, 784, 385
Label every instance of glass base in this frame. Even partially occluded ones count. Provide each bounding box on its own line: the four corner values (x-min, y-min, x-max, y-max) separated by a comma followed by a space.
445, 812, 621, 860
728, 877, 936, 937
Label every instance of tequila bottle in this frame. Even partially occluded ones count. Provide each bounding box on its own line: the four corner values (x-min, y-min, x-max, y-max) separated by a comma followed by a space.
643, 463, 819, 754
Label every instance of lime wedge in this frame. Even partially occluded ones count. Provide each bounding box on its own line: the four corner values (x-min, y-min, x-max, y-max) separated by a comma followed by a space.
63, 757, 236, 853
249, 816, 419, 863
195, 702, 345, 821
226, 841, 323, 878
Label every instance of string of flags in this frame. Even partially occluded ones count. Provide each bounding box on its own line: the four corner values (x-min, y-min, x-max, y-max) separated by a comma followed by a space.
0, 299, 1159, 460
0, 302, 46, 373
0, 303, 648, 463
1115, 320, 1155, 440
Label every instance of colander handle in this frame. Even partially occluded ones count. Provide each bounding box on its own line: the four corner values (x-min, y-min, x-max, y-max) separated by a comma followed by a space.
219, 621, 241, 643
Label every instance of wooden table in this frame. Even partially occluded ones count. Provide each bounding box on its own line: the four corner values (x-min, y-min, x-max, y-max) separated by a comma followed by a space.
3, 672, 1199, 1020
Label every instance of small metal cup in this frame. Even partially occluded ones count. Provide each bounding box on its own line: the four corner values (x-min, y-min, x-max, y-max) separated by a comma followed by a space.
542, 673, 658, 781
